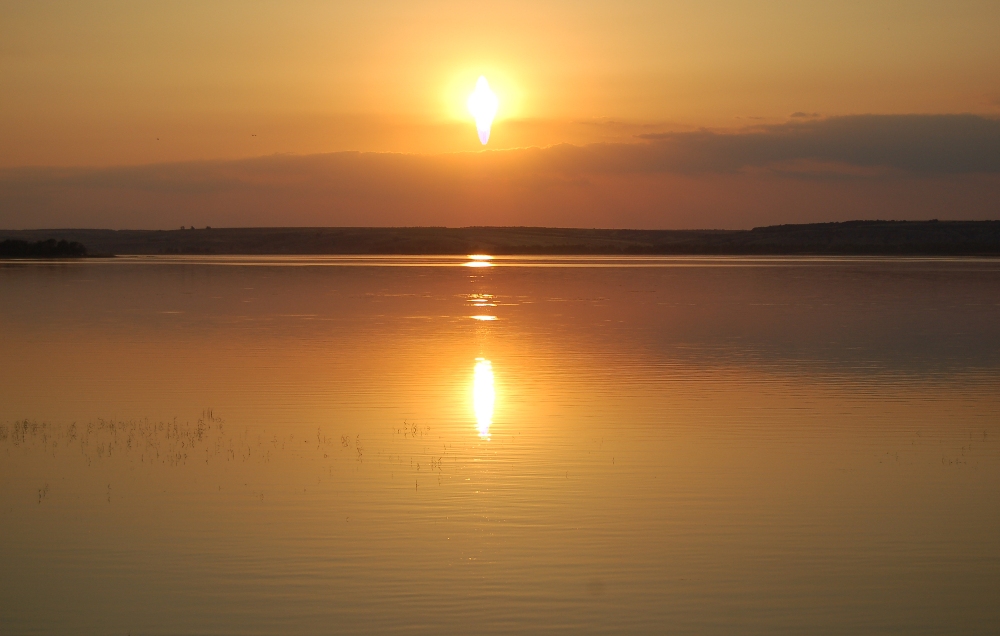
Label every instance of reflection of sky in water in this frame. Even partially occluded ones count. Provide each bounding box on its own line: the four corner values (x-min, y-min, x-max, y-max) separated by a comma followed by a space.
2, 257, 1000, 635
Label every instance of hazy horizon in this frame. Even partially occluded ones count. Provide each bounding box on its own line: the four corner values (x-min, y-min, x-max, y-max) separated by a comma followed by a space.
3, 2, 1000, 229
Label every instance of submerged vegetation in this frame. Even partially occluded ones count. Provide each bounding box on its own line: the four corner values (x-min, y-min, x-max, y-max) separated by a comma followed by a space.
2, 411, 455, 505
0, 238, 87, 258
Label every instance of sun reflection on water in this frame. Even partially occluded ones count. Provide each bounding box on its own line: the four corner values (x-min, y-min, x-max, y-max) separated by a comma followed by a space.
469, 293, 495, 307
473, 358, 495, 439
464, 254, 494, 268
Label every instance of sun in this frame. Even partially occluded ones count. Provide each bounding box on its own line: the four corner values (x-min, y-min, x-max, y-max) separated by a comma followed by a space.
467, 76, 499, 145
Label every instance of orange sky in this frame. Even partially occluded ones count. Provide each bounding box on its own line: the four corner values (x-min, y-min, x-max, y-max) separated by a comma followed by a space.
1, 1, 999, 228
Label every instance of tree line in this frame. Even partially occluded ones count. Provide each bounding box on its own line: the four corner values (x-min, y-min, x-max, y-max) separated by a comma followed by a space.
0, 239, 87, 258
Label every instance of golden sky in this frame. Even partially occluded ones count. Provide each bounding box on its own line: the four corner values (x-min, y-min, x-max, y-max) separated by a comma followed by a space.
3, 0, 999, 165
1, 1, 999, 228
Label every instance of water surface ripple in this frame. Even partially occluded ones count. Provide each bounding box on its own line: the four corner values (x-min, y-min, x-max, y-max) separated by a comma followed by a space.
2, 256, 998, 635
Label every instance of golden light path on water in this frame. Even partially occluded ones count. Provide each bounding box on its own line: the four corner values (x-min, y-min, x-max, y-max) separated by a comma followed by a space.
473, 358, 495, 439
464, 254, 493, 268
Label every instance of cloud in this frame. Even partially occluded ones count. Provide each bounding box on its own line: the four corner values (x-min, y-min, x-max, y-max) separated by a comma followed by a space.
412, 114, 999, 179
1, 115, 999, 229
633, 114, 1000, 175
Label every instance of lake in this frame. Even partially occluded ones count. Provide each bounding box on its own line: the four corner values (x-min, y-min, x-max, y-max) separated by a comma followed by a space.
2, 255, 999, 635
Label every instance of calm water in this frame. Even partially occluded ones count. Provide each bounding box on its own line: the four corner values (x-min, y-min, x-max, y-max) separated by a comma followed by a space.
2, 256, 999, 635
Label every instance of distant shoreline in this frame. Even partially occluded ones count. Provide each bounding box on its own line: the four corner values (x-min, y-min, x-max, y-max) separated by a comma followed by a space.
3, 221, 1000, 257
0, 238, 88, 259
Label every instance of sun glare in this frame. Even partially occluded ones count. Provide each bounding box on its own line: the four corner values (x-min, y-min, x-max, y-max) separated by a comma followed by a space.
467, 76, 499, 145
473, 358, 495, 439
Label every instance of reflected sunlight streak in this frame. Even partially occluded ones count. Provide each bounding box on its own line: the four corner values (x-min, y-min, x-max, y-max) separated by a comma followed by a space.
464, 254, 494, 268
473, 358, 495, 439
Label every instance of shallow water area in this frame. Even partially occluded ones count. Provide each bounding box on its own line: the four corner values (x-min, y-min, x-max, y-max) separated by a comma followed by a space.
2, 255, 999, 635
